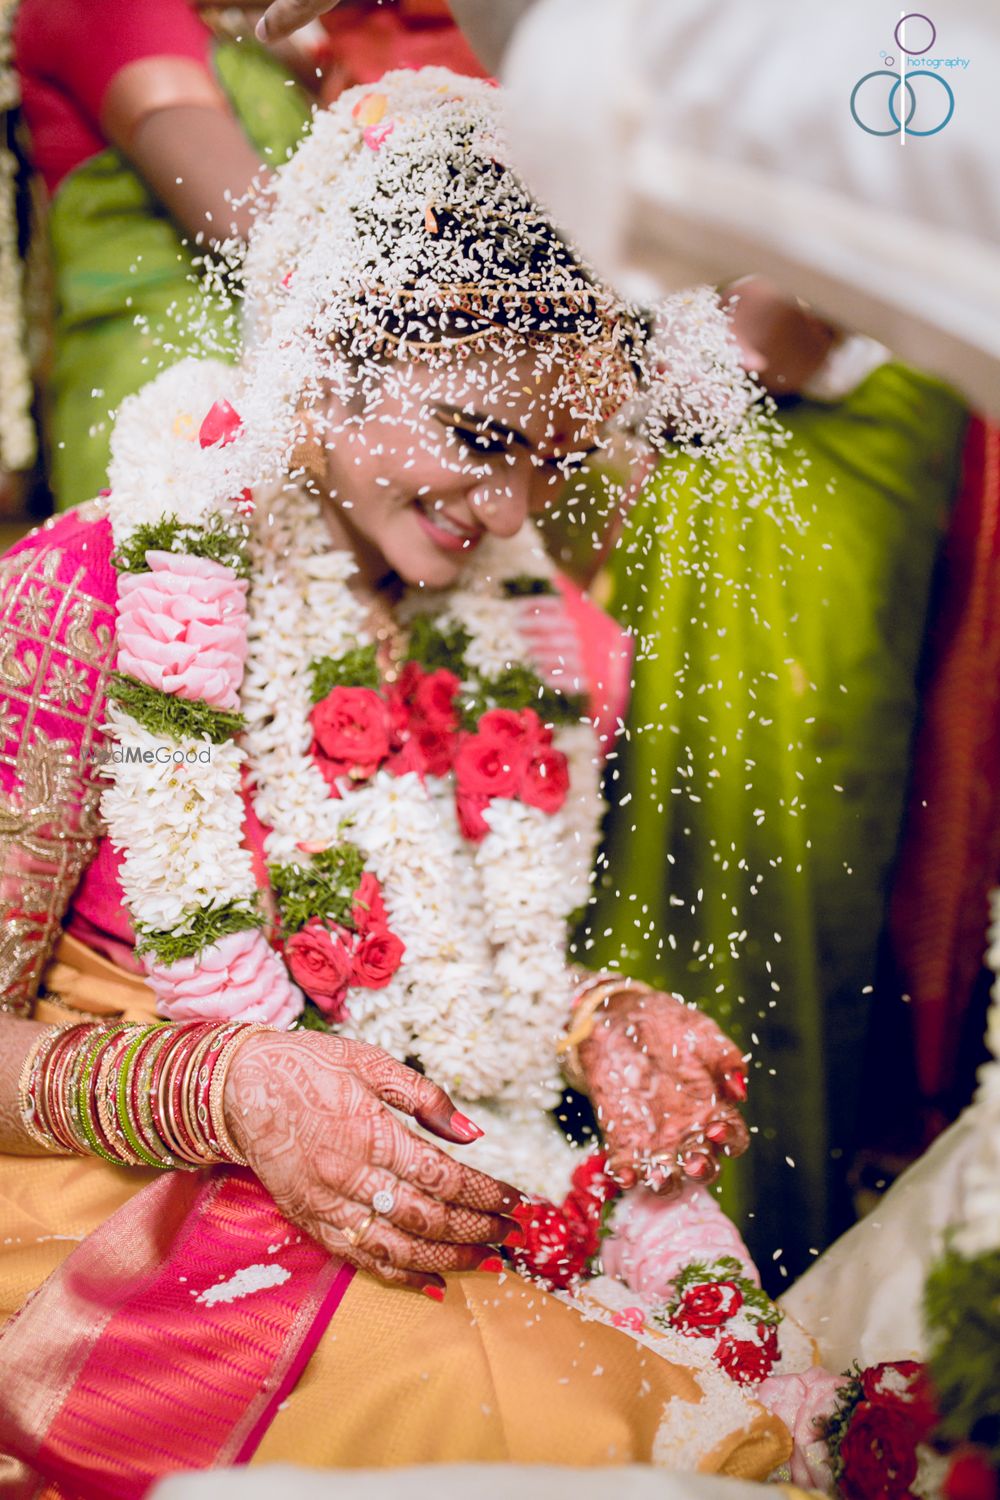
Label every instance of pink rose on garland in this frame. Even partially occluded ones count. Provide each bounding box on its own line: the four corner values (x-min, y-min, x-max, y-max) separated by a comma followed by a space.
144, 928, 302, 1028
757, 1367, 848, 1492
116, 552, 248, 711
611, 1307, 647, 1332
671, 1280, 744, 1337
351, 927, 405, 989
286, 919, 352, 1020
602, 1183, 757, 1300
311, 686, 392, 784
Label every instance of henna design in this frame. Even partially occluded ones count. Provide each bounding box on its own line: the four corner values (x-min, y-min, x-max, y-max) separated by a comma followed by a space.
223, 1032, 521, 1292
578, 989, 749, 1194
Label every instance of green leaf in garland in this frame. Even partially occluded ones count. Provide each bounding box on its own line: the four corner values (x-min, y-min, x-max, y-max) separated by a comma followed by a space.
269, 843, 368, 936
502, 575, 557, 599
653, 1255, 783, 1333
460, 664, 586, 730
925, 1246, 1000, 1462
112, 513, 251, 579
309, 644, 380, 702
134, 897, 264, 962
294, 1004, 336, 1033
818, 1364, 865, 1489
404, 614, 471, 677
108, 673, 245, 745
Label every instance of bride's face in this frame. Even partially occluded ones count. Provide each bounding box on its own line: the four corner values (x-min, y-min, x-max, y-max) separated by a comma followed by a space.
316, 345, 602, 589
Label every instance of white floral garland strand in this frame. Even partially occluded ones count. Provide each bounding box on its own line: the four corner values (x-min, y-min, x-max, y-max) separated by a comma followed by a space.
242, 493, 605, 1116
101, 362, 261, 944
241, 486, 502, 1095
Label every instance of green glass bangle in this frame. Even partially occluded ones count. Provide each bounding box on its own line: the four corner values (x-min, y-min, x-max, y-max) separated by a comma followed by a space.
116, 1025, 170, 1170
76, 1025, 129, 1166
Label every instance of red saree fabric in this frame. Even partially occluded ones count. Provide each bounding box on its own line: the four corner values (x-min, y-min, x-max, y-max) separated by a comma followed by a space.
889, 418, 1000, 1108
0, 1170, 350, 1498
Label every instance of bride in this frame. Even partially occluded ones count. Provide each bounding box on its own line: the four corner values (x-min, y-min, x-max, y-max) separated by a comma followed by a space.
0, 71, 798, 1493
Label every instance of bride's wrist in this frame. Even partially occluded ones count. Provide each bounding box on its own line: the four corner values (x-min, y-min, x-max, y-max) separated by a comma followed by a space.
558, 972, 653, 1088
220, 1029, 278, 1162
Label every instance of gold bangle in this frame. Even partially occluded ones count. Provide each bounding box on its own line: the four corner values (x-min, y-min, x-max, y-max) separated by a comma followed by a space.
557, 976, 653, 1091
17, 1025, 65, 1154
208, 1024, 273, 1167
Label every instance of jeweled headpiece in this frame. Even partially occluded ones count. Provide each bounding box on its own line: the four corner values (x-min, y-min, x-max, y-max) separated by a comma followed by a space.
242, 68, 645, 431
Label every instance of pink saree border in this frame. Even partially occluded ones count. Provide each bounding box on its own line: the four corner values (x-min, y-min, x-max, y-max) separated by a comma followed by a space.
0, 1170, 349, 1498
233, 1259, 355, 1466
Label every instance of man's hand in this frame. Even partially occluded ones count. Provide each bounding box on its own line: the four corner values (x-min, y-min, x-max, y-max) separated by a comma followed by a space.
255, 0, 343, 43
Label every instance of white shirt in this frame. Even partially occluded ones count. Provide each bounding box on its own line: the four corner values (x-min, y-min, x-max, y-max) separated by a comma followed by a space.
501, 0, 1000, 414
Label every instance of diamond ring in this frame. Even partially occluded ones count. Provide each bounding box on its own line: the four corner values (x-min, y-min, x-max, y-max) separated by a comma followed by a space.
372, 1189, 396, 1216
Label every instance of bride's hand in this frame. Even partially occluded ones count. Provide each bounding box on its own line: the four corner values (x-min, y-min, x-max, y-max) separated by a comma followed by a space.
224, 1031, 522, 1297
577, 989, 749, 1195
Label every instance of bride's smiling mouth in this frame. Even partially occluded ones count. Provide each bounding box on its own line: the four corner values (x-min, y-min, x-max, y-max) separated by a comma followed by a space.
411, 498, 484, 553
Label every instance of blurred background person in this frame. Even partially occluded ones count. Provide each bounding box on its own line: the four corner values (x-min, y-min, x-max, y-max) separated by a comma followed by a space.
3, 0, 483, 513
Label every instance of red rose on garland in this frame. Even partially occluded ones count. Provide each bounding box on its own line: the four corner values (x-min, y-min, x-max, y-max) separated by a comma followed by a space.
944, 1450, 999, 1500
504, 1155, 622, 1291
351, 872, 387, 935
456, 790, 491, 842
861, 1360, 938, 1441
672, 1280, 744, 1338
412, 667, 461, 733
518, 745, 570, 814
838, 1399, 921, 1500
478, 707, 541, 748
567, 1151, 620, 1213
286, 919, 352, 1020
453, 707, 570, 839
350, 926, 405, 989
714, 1331, 777, 1387
386, 664, 461, 779
413, 725, 456, 778
311, 686, 392, 783
454, 733, 520, 799
506, 1199, 595, 1290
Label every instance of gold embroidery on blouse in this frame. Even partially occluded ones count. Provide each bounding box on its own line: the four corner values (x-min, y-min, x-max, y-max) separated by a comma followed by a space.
0, 530, 116, 1016
66, 597, 114, 664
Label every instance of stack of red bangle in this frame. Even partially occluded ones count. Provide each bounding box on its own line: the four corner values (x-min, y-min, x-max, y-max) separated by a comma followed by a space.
18, 1020, 268, 1170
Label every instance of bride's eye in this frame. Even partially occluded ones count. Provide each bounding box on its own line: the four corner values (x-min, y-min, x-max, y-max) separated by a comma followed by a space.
449, 423, 508, 456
